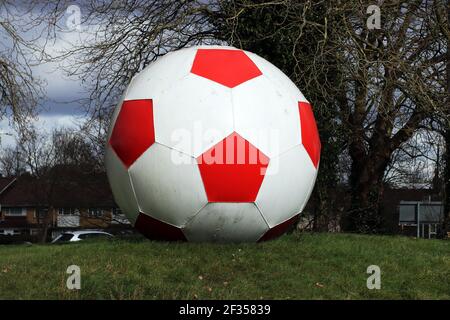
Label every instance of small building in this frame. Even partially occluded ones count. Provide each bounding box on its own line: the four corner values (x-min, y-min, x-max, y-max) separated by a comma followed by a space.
380, 187, 442, 236
398, 201, 444, 238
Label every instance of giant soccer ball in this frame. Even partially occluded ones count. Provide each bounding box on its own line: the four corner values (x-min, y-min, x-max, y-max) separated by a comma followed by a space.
105, 45, 321, 242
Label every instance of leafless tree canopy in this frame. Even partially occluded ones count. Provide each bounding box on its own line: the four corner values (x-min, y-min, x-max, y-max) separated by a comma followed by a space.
0, 1, 65, 124
56, 0, 221, 122
214, 0, 449, 231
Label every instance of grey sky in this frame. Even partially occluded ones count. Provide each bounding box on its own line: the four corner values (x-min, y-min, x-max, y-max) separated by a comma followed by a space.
0, 4, 90, 147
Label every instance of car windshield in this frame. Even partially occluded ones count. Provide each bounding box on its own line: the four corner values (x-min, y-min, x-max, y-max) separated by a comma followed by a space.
54, 233, 74, 242
78, 233, 110, 240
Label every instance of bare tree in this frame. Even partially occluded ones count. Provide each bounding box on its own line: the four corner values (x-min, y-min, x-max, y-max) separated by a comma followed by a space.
0, 1, 66, 125
213, 0, 349, 231
52, 127, 100, 171
384, 130, 444, 190
319, 1, 447, 232
53, 0, 220, 140
16, 125, 101, 242
0, 145, 26, 177
435, 0, 450, 236
215, 0, 448, 232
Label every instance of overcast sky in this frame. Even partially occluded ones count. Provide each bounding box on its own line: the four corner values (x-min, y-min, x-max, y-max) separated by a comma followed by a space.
0, 4, 89, 147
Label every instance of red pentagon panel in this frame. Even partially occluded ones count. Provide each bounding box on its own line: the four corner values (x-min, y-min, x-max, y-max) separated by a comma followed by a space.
134, 213, 187, 241
298, 102, 321, 168
197, 132, 269, 202
190, 49, 262, 88
109, 99, 155, 168
258, 214, 299, 242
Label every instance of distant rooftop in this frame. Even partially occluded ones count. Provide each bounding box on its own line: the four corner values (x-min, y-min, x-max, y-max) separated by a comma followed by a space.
0, 177, 16, 195
0, 166, 115, 208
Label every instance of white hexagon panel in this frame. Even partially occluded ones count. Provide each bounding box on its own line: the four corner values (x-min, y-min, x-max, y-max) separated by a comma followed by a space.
105, 45, 321, 242
183, 203, 268, 243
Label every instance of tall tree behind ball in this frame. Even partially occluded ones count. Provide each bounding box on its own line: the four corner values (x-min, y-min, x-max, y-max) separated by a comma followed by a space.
212, 0, 448, 233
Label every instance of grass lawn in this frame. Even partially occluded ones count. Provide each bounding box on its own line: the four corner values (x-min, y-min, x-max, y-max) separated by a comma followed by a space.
0, 232, 448, 299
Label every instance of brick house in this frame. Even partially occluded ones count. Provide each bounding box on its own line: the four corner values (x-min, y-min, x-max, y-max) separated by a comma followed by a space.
0, 167, 129, 240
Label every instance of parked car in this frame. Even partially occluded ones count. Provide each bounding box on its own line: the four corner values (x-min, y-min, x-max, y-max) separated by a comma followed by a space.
51, 230, 114, 243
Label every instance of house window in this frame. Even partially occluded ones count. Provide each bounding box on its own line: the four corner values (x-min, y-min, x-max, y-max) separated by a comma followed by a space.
3, 208, 26, 216
59, 208, 71, 215
0, 229, 20, 235
88, 208, 103, 218
37, 209, 48, 220
58, 208, 81, 216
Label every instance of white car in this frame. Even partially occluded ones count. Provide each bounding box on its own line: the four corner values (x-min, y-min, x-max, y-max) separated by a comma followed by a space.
52, 230, 114, 243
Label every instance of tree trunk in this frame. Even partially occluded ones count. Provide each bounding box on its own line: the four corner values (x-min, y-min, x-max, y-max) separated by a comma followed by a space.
312, 185, 331, 232
344, 145, 391, 233
443, 129, 450, 237
344, 163, 384, 233
444, 0, 450, 238
40, 206, 53, 243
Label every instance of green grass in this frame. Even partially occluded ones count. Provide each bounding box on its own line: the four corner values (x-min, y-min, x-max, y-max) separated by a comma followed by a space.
0, 233, 449, 299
